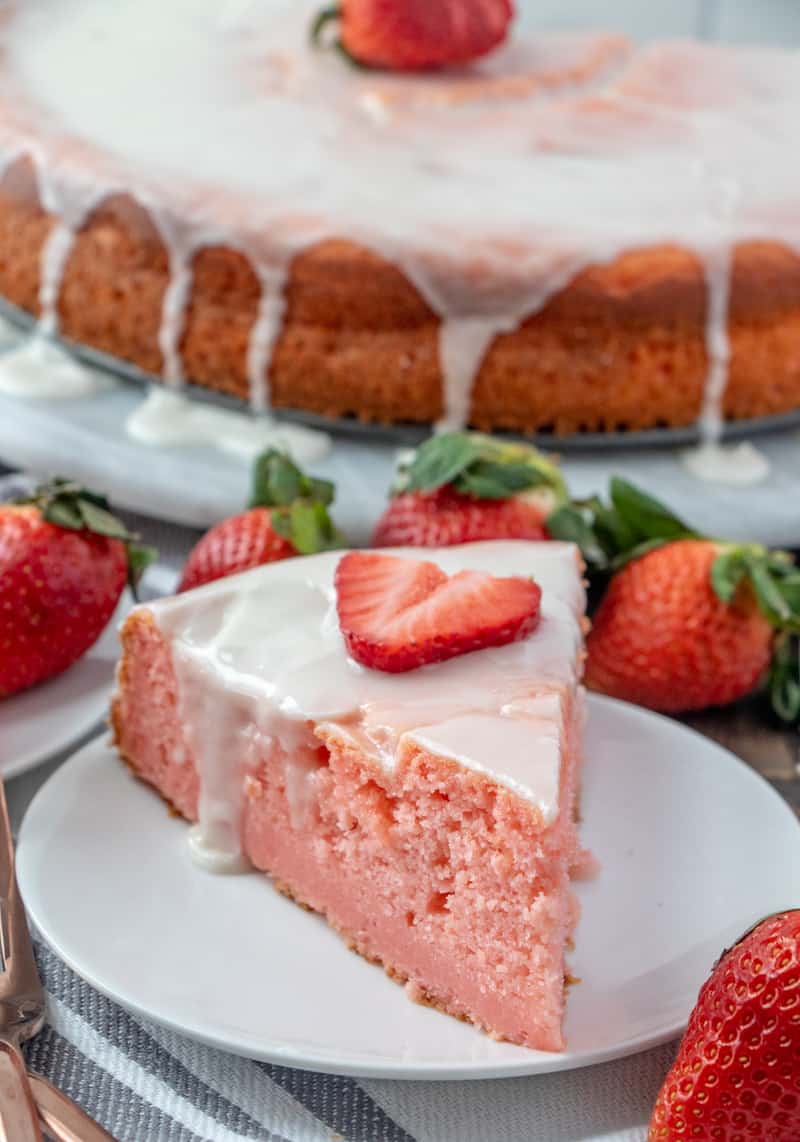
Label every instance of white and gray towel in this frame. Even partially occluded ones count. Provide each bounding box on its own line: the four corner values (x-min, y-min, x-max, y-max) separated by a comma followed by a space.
26, 939, 676, 1142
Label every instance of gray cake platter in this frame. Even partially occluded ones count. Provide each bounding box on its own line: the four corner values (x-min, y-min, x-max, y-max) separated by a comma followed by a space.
0, 297, 798, 545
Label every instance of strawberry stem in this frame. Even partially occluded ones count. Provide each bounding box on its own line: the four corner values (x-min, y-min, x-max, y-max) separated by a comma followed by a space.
308, 5, 340, 48
396, 432, 568, 503
249, 448, 344, 555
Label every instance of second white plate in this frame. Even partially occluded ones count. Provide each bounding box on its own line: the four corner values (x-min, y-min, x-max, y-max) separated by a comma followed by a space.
17, 695, 800, 1080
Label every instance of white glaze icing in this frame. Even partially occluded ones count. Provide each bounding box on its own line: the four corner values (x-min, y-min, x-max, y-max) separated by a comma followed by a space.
682, 440, 771, 486
0, 335, 113, 398
187, 825, 251, 874
247, 265, 289, 412
141, 542, 585, 868
407, 714, 561, 824
125, 387, 330, 463
1, 3, 797, 430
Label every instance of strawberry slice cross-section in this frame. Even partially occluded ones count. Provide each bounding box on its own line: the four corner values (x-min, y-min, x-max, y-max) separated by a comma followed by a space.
334, 551, 542, 673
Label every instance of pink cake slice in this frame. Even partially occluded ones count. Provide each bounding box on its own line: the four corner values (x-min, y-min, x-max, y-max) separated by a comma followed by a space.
111, 541, 588, 1051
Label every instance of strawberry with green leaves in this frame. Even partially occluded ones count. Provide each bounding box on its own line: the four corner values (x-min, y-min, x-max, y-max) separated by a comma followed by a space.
649, 910, 800, 1141
547, 478, 800, 716
311, 0, 514, 72
179, 450, 344, 592
0, 478, 154, 698
372, 432, 567, 549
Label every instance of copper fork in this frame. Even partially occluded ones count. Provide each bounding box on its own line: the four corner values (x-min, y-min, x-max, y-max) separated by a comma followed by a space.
0, 778, 116, 1141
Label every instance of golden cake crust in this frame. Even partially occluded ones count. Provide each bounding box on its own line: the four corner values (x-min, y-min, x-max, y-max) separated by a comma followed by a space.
2, 156, 800, 434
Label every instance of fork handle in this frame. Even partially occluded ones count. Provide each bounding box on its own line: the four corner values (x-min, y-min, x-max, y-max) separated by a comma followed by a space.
28, 1075, 117, 1142
0, 1040, 42, 1141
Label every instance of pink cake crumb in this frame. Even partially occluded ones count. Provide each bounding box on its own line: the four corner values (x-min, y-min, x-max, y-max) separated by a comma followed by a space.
113, 609, 587, 1052
111, 541, 591, 1052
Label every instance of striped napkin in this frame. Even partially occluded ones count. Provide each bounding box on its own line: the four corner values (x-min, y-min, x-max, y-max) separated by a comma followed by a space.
26, 940, 676, 1142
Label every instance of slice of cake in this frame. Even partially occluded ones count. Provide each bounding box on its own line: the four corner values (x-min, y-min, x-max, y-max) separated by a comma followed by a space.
111, 540, 588, 1051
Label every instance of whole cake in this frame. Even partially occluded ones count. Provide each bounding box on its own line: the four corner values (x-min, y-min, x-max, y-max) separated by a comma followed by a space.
112, 541, 588, 1050
1, 0, 800, 436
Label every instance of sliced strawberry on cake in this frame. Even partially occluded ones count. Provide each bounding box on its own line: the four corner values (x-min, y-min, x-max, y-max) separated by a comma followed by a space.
372, 432, 567, 548
112, 540, 588, 1051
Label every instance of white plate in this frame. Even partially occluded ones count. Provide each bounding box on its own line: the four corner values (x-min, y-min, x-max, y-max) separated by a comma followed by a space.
0, 564, 176, 779
17, 695, 800, 1080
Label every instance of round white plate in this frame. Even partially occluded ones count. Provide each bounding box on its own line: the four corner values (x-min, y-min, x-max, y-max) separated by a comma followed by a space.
0, 564, 176, 779
17, 695, 800, 1080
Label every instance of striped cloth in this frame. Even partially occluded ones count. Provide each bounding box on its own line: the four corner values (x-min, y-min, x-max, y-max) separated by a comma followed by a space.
25, 940, 677, 1142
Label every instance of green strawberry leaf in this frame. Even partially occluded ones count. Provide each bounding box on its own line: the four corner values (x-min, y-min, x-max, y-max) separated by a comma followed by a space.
42, 499, 85, 532
768, 635, 800, 723
399, 431, 567, 504
711, 548, 749, 603
269, 509, 293, 543
590, 497, 637, 555
457, 460, 545, 500
251, 450, 304, 508
546, 505, 609, 570
77, 500, 130, 540
308, 476, 335, 507
403, 434, 483, 494
609, 537, 673, 571
248, 448, 344, 555
127, 544, 157, 600
287, 501, 340, 555
747, 556, 794, 626
609, 476, 695, 543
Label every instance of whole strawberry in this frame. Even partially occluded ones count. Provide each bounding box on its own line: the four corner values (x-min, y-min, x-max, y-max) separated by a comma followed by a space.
372, 432, 566, 549
649, 911, 800, 1141
585, 539, 775, 712
548, 477, 800, 716
179, 450, 343, 592
0, 479, 153, 698
311, 0, 514, 71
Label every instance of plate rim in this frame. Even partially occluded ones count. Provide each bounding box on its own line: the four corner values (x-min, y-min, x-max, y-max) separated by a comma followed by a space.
18, 694, 800, 1080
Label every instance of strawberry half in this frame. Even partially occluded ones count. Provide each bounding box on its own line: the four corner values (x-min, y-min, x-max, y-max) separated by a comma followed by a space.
335, 550, 541, 673
372, 431, 566, 548
179, 449, 343, 592
312, 0, 514, 72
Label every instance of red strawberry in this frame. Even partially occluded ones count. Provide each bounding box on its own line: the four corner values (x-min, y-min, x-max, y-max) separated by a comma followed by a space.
311, 0, 514, 72
335, 550, 541, 672
649, 911, 800, 1141
585, 539, 775, 713
0, 479, 152, 698
179, 449, 342, 592
372, 432, 566, 548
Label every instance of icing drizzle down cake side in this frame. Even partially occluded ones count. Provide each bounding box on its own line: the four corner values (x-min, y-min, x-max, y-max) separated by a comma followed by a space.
1, 0, 800, 439
111, 541, 589, 1050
